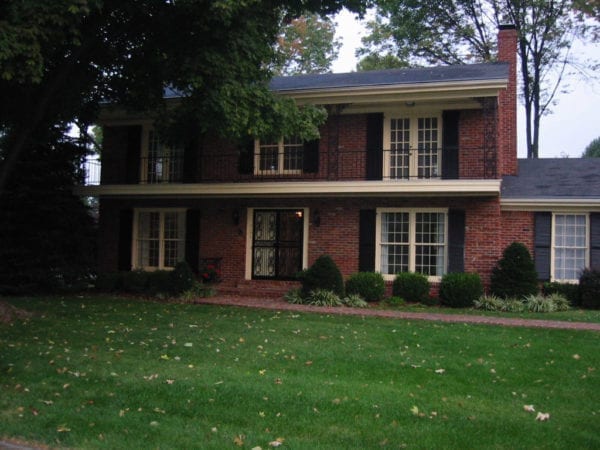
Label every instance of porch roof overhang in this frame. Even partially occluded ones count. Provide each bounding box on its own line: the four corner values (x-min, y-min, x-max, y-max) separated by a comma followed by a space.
74, 179, 501, 199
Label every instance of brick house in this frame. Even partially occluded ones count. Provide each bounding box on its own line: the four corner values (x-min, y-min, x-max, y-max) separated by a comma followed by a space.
80, 25, 600, 295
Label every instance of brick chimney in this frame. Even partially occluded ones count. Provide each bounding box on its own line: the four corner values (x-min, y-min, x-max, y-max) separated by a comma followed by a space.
497, 25, 518, 176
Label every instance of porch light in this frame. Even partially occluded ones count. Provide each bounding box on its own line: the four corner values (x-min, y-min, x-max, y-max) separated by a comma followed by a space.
295, 210, 303, 219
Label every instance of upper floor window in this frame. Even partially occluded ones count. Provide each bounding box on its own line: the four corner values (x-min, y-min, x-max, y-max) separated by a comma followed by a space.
383, 113, 441, 179
141, 127, 184, 183
552, 213, 588, 282
254, 136, 303, 175
376, 208, 447, 280
133, 209, 186, 270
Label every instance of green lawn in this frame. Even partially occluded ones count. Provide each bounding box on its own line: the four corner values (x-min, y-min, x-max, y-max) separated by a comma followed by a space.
1, 296, 599, 449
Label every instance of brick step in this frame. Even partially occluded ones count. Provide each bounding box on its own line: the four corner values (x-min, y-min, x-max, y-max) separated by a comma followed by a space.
215, 280, 299, 298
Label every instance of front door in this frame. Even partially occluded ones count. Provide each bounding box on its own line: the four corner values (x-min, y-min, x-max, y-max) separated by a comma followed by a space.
252, 209, 304, 279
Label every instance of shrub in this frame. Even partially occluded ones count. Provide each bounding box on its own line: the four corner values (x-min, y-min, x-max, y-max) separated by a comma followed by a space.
95, 273, 121, 292
474, 295, 504, 311
305, 289, 343, 307
146, 270, 173, 296
501, 298, 526, 313
546, 293, 570, 311
284, 288, 304, 304
169, 261, 196, 295
342, 294, 369, 308
439, 273, 483, 308
579, 268, 600, 309
386, 296, 405, 307
543, 282, 581, 307
491, 242, 538, 299
120, 270, 150, 294
298, 255, 344, 298
180, 282, 215, 302
345, 272, 385, 302
523, 294, 556, 313
392, 272, 430, 304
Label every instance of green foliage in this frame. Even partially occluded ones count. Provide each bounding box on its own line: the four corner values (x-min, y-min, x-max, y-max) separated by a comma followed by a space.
305, 289, 343, 307
491, 242, 538, 299
579, 268, 600, 309
523, 294, 557, 313
180, 282, 216, 302
345, 272, 386, 302
298, 255, 344, 298
543, 281, 581, 306
284, 288, 304, 304
0, 129, 96, 295
385, 296, 406, 306
439, 273, 484, 308
392, 272, 430, 303
273, 14, 341, 76
341, 293, 369, 308
356, 53, 409, 71
474, 295, 505, 311
169, 261, 196, 294
582, 136, 600, 157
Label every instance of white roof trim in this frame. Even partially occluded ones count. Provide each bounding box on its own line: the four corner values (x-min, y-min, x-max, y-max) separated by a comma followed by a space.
501, 198, 600, 211
75, 179, 501, 199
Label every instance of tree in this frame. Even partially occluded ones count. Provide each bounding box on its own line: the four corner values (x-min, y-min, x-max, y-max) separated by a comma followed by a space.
0, 0, 367, 195
357, 0, 599, 158
356, 53, 409, 71
273, 13, 342, 75
583, 136, 600, 157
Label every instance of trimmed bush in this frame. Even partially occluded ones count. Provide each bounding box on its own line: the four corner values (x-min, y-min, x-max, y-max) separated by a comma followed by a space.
298, 255, 344, 298
146, 270, 173, 296
169, 261, 196, 295
345, 272, 385, 302
385, 296, 405, 307
543, 282, 581, 307
474, 295, 504, 311
120, 270, 150, 294
392, 272, 430, 304
95, 273, 121, 292
439, 273, 483, 308
579, 268, 600, 309
491, 242, 538, 299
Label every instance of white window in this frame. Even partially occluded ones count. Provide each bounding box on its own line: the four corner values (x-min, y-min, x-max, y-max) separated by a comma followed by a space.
552, 213, 588, 282
383, 113, 441, 179
133, 209, 186, 270
254, 137, 303, 175
141, 127, 184, 183
376, 208, 447, 280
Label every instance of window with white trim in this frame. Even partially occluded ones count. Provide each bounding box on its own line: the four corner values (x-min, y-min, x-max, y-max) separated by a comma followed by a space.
141, 127, 184, 183
384, 114, 441, 179
134, 210, 186, 270
377, 209, 447, 279
254, 137, 303, 175
552, 213, 588, 281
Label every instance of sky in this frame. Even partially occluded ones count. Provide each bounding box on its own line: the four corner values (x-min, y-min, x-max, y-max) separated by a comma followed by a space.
331, 9, 600, 159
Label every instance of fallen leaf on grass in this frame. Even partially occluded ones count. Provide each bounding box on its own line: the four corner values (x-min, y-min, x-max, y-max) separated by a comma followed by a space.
269, 437, 285, 447
523, 405, 535, 412
536, 412, 550, 421
410, 405, 420, 416
56, 424, 71, 432
573, 354, 581, 360
435, 369, 445, 374
234, 435, 245, 446
165, 379, 175, 385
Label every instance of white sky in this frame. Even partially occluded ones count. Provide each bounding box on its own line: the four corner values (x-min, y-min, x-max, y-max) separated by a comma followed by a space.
331, 9, 600, 159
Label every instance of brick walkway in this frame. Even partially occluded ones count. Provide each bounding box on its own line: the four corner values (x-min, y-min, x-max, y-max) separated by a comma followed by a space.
198, 295, 600, 331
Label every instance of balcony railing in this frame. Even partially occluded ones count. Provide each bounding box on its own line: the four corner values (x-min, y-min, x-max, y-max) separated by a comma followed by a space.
79, 146, 496, 186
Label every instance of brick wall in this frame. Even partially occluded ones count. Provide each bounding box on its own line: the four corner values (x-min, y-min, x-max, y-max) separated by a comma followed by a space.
497, 26, 518, 176
500, 210, 535, 254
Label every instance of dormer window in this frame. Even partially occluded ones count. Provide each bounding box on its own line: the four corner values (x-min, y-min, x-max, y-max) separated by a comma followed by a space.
141, 127, 184, 183
383, 113, 441, 179
255, 136, 303, 175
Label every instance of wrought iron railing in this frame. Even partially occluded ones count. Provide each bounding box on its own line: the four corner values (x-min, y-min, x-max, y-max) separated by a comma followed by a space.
79, 146, 496, 186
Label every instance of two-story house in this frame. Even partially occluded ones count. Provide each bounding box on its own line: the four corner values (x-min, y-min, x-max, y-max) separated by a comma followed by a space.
81, 25, 600, 295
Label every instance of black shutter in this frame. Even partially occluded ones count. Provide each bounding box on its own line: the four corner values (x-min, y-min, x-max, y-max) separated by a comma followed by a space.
366, 113, 383, 180
118, 210, 133, 271
303, 139, 320, 173
125, 126, 142, 184
238, 138, 254, 174
442, 111, 459, 180
534, 212, 552, 281
185, 209, 201, 273
447, 209, 465, 273
359, 210, 376, 272
590, 213, 600, 270
183, 137, 199, 183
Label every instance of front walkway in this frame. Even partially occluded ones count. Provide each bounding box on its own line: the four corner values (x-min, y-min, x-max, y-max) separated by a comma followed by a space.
198, 295, 600, 331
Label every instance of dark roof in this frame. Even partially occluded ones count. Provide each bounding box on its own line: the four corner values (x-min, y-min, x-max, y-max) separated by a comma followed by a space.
270, 63, 509, 92
502, 158, 600, 199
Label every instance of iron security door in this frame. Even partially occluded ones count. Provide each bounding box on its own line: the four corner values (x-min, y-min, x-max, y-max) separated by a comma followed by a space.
252, 210, 304, 279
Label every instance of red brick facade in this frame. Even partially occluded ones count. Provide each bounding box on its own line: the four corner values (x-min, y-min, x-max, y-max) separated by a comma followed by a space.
95, 27, 530, 295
